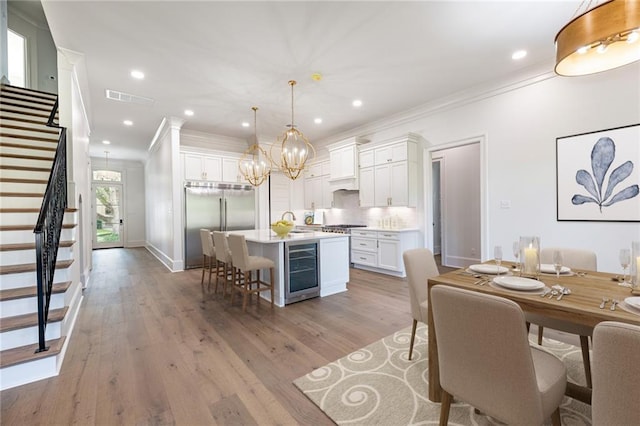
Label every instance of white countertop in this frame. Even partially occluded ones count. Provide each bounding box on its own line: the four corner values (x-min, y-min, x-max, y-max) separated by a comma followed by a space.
358, 227, 420, 232
227, 229, 349, 244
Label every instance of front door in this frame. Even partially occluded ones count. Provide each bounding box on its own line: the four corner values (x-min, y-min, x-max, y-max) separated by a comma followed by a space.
93, 183, 124, 248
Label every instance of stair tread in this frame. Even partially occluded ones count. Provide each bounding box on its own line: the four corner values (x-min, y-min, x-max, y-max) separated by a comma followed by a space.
0, 142, 57, 152
0, 115, 50, 127
0, 123, 59, 135
0, 107, 55, 118
0, 164, 51, 172
0, 192, 46, 197
1, 84, 58, 101
0, 177, 49, 184
1, 132, 59, 142
0, 152, 54, 161
0, 259, 74, 275
0, 223, 76, 231
0, 281, 72, 301
0, 240, 75, 252
0, 306, 68, 333
0, 336, 66, 369
0, 207, 77, 213
0, 94, 56, 108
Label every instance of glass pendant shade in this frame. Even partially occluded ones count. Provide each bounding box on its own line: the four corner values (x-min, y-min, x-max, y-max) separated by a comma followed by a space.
555, 0, 640, 76
239, 107, 271, 187
275, 80, 315, 181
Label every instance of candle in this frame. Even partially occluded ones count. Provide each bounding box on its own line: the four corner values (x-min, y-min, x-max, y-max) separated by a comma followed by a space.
524, 247, 538, 274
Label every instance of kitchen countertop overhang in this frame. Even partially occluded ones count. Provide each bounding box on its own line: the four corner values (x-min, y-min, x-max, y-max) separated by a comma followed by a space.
227, 229, 349, 244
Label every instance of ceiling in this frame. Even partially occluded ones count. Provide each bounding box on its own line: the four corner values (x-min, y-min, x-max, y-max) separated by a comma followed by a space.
24, 1, 581, 161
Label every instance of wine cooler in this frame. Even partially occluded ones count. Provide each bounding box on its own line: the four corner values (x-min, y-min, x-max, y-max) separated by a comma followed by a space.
284, 240, 320, 304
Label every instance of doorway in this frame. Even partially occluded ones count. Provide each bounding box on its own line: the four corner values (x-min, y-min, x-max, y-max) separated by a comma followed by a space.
92, 183, 124, 248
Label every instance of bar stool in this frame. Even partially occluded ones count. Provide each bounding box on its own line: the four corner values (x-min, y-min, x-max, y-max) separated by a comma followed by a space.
212, 231, 233, 297
199, 229, 217, 295
227, 234, 275, 312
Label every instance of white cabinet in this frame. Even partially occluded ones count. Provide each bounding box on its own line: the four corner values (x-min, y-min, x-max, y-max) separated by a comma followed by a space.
327, 137, 365, 190
358, 136, 419, 207
304, 160, 332, 209
183, 152, 244, 183
350, 229, 420, 277
184, 153, 222, 182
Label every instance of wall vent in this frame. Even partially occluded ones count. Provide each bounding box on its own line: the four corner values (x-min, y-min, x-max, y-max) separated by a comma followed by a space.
105, 89, 155, 106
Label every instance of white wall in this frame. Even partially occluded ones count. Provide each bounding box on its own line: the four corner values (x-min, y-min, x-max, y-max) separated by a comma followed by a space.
330, 64, 640, 272
145, 118, 184, 271
91, 157, 146, 247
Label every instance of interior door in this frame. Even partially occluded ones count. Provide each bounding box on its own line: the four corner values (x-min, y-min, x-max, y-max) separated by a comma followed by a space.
93, 183, 124, 248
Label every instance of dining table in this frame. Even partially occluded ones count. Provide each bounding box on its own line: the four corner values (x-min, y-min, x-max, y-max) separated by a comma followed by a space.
426, 261, 640, 405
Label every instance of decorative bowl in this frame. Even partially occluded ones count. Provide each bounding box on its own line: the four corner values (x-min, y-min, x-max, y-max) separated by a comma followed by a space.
271, 221, 294, 237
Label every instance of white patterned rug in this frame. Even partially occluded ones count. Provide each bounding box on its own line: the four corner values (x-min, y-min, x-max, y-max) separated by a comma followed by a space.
294, 325, 592, 425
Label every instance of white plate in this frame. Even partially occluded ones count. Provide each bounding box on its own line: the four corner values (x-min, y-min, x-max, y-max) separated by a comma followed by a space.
493, 276, 545, 291
468, 264, 509, 275
624, 297, 640, 310
540, 264, 572, 274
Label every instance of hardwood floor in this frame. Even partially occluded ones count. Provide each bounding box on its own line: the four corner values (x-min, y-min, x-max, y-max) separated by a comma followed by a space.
1, 248, 424, 425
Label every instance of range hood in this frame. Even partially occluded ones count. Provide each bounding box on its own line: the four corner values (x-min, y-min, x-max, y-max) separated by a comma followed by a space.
329, 176, 359, 192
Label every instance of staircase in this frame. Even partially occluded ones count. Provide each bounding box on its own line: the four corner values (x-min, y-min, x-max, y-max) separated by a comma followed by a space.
0, 84, 79, 390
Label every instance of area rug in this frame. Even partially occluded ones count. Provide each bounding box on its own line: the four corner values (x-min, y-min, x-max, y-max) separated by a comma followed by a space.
294, 325, 592, 425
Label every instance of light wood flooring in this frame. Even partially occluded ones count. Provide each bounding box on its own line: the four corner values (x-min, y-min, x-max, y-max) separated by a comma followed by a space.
1, 248, 451, 425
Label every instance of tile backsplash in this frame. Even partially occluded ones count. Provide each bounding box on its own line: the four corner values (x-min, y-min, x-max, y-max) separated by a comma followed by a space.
296, 190, 418, 229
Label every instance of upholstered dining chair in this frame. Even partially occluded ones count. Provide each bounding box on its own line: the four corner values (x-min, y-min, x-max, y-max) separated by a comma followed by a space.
199, 229, 217, 295
431, 285, 566, 426
227, 234, 275, 312
402, 248, 439, 360
212, 231, 233, 297
527, 247, 597, 387
592, 321, 640, 426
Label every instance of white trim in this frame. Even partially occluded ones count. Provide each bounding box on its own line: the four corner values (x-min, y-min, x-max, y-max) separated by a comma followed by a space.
148, 117, 168, 154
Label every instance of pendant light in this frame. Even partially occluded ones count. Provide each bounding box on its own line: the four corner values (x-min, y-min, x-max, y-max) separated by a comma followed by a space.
273, 80, 315, 180
238, 107, 271, 187
555, 0, 640, 76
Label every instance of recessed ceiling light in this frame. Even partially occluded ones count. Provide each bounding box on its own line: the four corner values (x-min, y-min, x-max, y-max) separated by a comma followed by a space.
512, 50, 527, 60
352, 99, 363, 107
242, 122, 250, 128
102, 140, 111, 145
130, 70, 145, 79
123, 120, 133, 126
184, 109, 194, 116
314, 118, 323, 124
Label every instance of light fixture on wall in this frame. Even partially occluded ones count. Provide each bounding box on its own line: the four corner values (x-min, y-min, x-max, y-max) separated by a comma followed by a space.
555, 0, 640, 76
238, 107, 271, 187
273, 80, 315, 180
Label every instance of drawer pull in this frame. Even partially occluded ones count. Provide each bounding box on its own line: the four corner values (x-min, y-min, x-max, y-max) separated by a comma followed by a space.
359, 257, 367, 260
359, 243, 367, 246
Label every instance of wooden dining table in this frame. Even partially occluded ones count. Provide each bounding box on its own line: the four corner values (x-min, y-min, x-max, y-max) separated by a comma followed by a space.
427, 262, 640, 405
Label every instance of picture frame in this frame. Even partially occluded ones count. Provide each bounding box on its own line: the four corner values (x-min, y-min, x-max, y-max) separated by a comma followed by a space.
556, 123, 640, 222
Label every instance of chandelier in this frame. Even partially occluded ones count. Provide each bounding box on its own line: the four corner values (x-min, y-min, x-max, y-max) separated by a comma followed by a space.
555, 0, 640, 76
238, 107, 271, 187
273, 80, 315, 180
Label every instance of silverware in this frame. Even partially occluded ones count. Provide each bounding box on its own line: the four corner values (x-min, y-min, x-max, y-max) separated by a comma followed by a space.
599, 297, 609, 309
610, 299, 619, 311
548, 290, 558, 299
557, 287, 571, 301
540, 288, 551, 297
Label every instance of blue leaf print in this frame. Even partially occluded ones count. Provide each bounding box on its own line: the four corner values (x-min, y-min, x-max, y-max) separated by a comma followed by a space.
572, 136, 638, 212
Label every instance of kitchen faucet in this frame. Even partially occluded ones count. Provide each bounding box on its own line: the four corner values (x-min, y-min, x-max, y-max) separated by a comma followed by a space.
281, 211, 296, 221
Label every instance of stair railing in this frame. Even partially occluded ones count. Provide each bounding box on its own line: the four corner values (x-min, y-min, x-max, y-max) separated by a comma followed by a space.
34, 97, 67, 353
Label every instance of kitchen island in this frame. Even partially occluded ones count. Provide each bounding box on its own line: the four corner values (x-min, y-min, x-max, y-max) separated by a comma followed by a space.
226, 229, 350, 307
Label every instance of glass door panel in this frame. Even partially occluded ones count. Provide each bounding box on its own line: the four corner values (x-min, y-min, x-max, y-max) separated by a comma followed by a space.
93, 184, 123, 248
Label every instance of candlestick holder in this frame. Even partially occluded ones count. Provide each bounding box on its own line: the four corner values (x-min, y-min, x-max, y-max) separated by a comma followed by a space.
519, 236, 540, 279
632, 241, 640, 289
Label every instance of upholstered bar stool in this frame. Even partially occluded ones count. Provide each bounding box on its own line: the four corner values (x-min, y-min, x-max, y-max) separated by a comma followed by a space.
212, 231, 233, 298
227, 234, 275, 312
199, 229, 217, 295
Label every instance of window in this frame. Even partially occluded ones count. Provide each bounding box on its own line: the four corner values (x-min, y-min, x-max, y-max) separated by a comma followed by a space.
8, 29, 26, 88
93, 170, 122, 182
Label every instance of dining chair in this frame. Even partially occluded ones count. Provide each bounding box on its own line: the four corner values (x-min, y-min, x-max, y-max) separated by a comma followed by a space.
212, 231, 233, 297
199, 229, 217, 295
431, 285, 566, 426
527, 247, 597, 387
402, 248, 439, 360
592, 321, 640, 426
227, 234, 275, 312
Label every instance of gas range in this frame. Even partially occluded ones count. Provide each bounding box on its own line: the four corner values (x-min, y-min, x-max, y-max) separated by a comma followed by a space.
321, 224, 367, 234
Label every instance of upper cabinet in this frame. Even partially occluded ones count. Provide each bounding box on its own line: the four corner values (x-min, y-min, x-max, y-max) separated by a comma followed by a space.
358, 135, 420, 208
327, 137, 366, 191
304, 160, 332, 209
182, 152, 244, 183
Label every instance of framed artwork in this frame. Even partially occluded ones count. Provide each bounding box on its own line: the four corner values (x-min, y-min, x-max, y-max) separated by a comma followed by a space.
556, 123, 640, 222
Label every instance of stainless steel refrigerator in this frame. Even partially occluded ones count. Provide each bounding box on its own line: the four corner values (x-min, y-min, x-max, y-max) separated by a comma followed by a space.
184, 182, 256, 269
